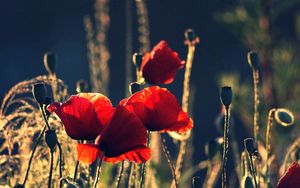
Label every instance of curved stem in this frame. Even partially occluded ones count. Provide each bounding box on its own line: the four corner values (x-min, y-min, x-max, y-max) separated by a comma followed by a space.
93, 154, 104, 188
116, 161, 125, 188
160, 134, 178, 188
39, 105, 51, 130
22, 125, 47, 185
48, 151, 54, 188
222, 107, 230, 188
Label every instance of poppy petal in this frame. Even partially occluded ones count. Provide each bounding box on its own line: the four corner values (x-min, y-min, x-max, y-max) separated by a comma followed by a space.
99, 105, 150, 162
141, 40, 185, 84
122, 86, 193, 132
277, 162, 300, 188
48, 93, 114, 140
77, 143, 100, 165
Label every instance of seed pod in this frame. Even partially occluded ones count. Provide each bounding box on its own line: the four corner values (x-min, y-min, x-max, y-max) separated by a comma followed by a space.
241, 176, 255, 188
76, 80, 88, 93
192, 176, 201, 188
244, 138, 256, 155
45, 129, 57, 152
13, 184, 25, 188
32, 83, 47, 104
132, 53, 143, 69
44, 52, 57, 75
129, 82, 142, 94
247, 51, 260, 70
220, 86, 232, 108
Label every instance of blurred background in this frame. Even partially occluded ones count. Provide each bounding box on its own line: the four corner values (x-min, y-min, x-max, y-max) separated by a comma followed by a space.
1, 0, 300, 187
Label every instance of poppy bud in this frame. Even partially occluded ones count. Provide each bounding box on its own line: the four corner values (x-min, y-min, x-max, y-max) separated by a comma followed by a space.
129, 82, 142, 94
13, 184, 25, 188
76, 80, 88, 93
241, 176, 255, 188
185, 29, 197, 42
32, 83, 47, 104
244, 138, 256, 155
66, 183, 78, 188
44, 52, 57, 75
247, 51, 260, 70
132, 53, 143, 69
45, 129, 57, 151
220, 86, 232, 108
205, 137, 223, 160
274, 108, 295, 127
192, 176, 201, 188
43, 97, 52, 117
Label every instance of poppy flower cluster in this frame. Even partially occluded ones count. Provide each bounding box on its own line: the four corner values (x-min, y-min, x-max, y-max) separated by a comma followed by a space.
48, 86, 193, 164
141, 40, 185, 85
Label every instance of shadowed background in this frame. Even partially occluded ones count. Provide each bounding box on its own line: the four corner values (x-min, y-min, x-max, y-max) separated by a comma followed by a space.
0, 0, 251, 185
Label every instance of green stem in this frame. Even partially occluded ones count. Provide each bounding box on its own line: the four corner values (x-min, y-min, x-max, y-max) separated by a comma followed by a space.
93, 154, 104, 188
127, 163, 134, 188
139, 131, 151, 188
48, 150, 54, 188
22, 125, 47, 185
222, 107, 230, 188
116, 161, 125, 188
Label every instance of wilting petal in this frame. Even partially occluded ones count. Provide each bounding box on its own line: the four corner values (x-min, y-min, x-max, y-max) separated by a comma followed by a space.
48, 93, 114, 140
141, 40, 185, 84
121, 86, 193, 132
277, 162, 300, 188
99, 105, 151, 163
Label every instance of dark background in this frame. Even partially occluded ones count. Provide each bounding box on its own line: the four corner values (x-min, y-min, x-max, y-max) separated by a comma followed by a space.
0, 0, 250, 183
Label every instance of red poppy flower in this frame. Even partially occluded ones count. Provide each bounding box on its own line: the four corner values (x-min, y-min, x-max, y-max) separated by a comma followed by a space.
277, 162, 300, 188
141, 40, 185, 84
121, 86, 193, 133
77, 105, 151, 164
47, 93, 114, 140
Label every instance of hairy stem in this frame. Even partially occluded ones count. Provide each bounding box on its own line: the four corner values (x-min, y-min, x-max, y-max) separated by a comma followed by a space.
93, 155, 104, 188
139, 131, 151, 188
160, 134, 178, 188
116, 161, 125, 188
253, 70, 260, 144
222, 107, 230, 188
48, 151, 54, 188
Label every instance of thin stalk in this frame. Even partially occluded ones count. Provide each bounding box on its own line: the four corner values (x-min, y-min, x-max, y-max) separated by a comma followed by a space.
93, 154, 104, 188
40, 105, 51, 130
253, 70, 260, 144
57, 141, 63, 188
171, 42, 196, 188
127, 163, 134, 188
249, 155, 258, 188
160, 134, 178, 188
222, 107, 230, 188
22, 124, 47, 185
48, 150, 54, 188
116, 161, 125, 188
139, 131, 151, 188
265, 108, 276, 184
73, 160, 80, 182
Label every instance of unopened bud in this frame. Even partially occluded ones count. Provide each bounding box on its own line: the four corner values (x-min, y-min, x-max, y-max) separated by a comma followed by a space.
45, 129, 57, 152
132, 53, 143, 69
32, 83, 47, 104
76, 80, 88, 93
244, 138, 256, 155
220, 86, 232, 108
192, 176, 201, 188
129, 82, 142, 94
241, 176, 255, 188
